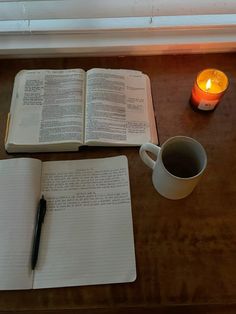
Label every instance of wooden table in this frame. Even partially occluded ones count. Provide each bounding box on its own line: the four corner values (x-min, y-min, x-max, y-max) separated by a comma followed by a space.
0, 53, 236, 314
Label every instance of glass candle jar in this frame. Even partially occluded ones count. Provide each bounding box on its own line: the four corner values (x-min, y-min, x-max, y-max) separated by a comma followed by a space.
190, 69, 229, 111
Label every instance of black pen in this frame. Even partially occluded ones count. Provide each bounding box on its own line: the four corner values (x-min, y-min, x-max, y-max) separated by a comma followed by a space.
31, 195, 47, 270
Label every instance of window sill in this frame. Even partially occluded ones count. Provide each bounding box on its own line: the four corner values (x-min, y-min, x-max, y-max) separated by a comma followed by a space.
1, 15, 236, 58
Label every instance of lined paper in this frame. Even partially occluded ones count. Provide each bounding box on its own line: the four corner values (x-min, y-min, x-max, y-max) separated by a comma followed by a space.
33, 156, 136, 288
0, 158, 42, 290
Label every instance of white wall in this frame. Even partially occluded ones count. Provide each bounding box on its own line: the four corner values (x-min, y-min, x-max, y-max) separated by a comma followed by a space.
0, 0, 236, 20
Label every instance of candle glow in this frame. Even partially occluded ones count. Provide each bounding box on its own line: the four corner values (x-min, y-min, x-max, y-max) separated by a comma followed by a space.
190, 69, 228, 111
205, 79, 211, 91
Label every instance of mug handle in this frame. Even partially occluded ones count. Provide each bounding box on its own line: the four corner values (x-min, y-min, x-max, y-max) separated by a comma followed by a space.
139, 143, 161, 170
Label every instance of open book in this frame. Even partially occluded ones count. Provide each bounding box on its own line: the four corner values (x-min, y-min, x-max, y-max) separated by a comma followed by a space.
0, 156, 136, 290
5, 68, 158, 153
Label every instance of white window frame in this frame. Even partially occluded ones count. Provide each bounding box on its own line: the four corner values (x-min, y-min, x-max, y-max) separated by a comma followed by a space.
0, 0, 236, 58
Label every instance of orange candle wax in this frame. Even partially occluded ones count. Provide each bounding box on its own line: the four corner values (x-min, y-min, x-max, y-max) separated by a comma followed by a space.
190, 69, 228, 111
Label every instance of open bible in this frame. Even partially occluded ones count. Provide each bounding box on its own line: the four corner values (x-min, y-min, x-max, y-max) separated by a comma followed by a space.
5, 68, 158, 153
0, 156, 136, 290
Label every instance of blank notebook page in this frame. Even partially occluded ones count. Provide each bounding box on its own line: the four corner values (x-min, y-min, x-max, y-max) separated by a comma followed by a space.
0, 158, 42, 290
33, 156, 136, 289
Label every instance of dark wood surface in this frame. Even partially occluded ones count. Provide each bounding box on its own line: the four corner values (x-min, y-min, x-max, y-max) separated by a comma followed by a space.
0, 53, 236, 313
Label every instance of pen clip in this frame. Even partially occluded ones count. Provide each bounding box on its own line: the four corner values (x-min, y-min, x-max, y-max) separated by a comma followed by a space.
39, 195, 47, 223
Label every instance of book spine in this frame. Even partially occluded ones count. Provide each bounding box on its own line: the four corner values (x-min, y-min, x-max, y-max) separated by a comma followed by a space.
4, 113, 11, 144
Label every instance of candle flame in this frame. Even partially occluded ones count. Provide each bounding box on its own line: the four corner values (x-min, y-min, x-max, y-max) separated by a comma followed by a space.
206, 78, 212, 91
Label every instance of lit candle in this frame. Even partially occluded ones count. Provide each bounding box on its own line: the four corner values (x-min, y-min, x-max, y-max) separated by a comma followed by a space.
190, 69, 228, 111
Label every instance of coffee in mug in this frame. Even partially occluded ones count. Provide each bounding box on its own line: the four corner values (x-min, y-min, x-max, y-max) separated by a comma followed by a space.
139, 136, 207, 200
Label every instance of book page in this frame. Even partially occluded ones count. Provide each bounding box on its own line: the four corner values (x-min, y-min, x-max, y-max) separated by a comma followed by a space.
8, 69, 85, 146
0, 158, 42, 290
33, 156, 136, 289
84, 68, 156, 145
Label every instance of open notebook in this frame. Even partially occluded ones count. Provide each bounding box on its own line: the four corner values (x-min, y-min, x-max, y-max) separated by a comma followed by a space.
0, 156, 136, 290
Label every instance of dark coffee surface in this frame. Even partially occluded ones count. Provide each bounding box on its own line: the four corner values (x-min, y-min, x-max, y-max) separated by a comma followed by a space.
163, 153, 199, 178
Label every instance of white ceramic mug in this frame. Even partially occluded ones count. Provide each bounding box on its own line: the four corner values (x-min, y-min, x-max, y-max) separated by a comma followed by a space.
139, 136, 207, 200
